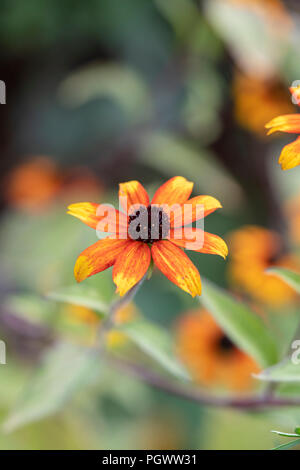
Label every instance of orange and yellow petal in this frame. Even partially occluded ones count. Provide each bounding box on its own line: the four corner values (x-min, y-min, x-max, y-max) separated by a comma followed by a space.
68, 202, 128, 234
278, 136, 300, 170
113, 241, 151, 296
151, 176, 194, 206
151, 240, 201, 297
119, 181, 150, 214
170, 195, 222, 227
74, 238, 131, 282
94, 204, 129, 235
265, 114, 300, 135
67, 202, 101, 229
169, 228, 228, 259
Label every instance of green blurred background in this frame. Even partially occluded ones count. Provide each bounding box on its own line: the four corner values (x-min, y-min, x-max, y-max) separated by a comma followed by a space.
1, 0, 300, 450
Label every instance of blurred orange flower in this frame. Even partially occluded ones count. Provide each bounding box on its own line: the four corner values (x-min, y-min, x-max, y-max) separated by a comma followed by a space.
265, 86, 300, 170
227, 226, 298, 307
5, 157, 103, 211
68, 177, 228, 297
176, 310, 259, 390
5, 157, 61, 212
233, 72, 293, 135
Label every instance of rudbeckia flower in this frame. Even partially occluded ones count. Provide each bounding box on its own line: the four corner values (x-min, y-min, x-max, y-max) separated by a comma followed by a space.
68, 177, 228, 297
176, 310, 259, 390
233, 72, 293, 136
265, 86, 300, 170
227, 226, 298, 306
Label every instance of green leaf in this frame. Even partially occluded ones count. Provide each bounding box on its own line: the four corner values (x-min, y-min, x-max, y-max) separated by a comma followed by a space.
120, 319, 190, 381
200, 279, 278, 367
267, 268, 300, 295
58, 63, 151, 123
255, 358, 300, 383
47, 285, 108, 317
271, 430, 300, 438
295, 427, 300, 435
3, 342, 98, 432
140, 132, 242, 209
272, 438, 300, 450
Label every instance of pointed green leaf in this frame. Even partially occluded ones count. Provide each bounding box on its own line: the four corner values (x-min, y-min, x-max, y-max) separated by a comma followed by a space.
272, 430, 300, 438
267, 268, 300, 295
272, 438, 300, 450
200, 279, 278, 367
47, 285, 108, 316
255, 358, 300, 383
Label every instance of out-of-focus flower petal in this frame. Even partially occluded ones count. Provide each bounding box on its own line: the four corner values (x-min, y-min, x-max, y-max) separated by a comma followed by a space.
74, 238, 131, 282
290, 85, 300, 107
119, 181, 149, 214
113, 241, 151, 296
265, 114, 300, 134
151, 176, 193, 206
170, 195, 222, 227
169, 228, 228, 259
151, 240, 201, 297
278, 136, 300, 170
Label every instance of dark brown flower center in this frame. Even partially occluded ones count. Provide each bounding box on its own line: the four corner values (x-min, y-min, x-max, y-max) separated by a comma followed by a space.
217, 334, 235, 354
128, 205, 169, 243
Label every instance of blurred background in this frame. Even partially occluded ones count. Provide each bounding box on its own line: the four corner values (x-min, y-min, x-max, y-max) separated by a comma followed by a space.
1, 0, 300, 450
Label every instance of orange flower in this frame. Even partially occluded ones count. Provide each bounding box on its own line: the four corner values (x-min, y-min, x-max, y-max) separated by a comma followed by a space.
68, 177, 228, 297
5, 157, 61, 211
176, 310, 259, 390
265, 87, 300, 170
227, 226, 298, 306
233, 72, 293, 136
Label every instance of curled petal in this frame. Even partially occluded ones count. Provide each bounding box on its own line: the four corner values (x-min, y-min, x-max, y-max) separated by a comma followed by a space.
74, 238, 131, 282
151, 240, 201, 297
278, 136, 300, 170
68, 202, 128, 234
119, 181, 149, 215
169, 228, 228, 259
151, 176, 193, 206
113, 241, 151, 296
170, 195, 222, 227
265, 114, 300, 135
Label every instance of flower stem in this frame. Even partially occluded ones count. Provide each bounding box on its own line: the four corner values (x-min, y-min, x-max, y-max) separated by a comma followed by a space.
105, 355, 300, 410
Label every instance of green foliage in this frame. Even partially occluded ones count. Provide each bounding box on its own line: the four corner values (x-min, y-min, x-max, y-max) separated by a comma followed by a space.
47, 285, 109, 317
3, 343, 99, 433
271, 428, 300, 450
120, 319, 190, 381
199, 279, 278, 367
255, 359, 300, 383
